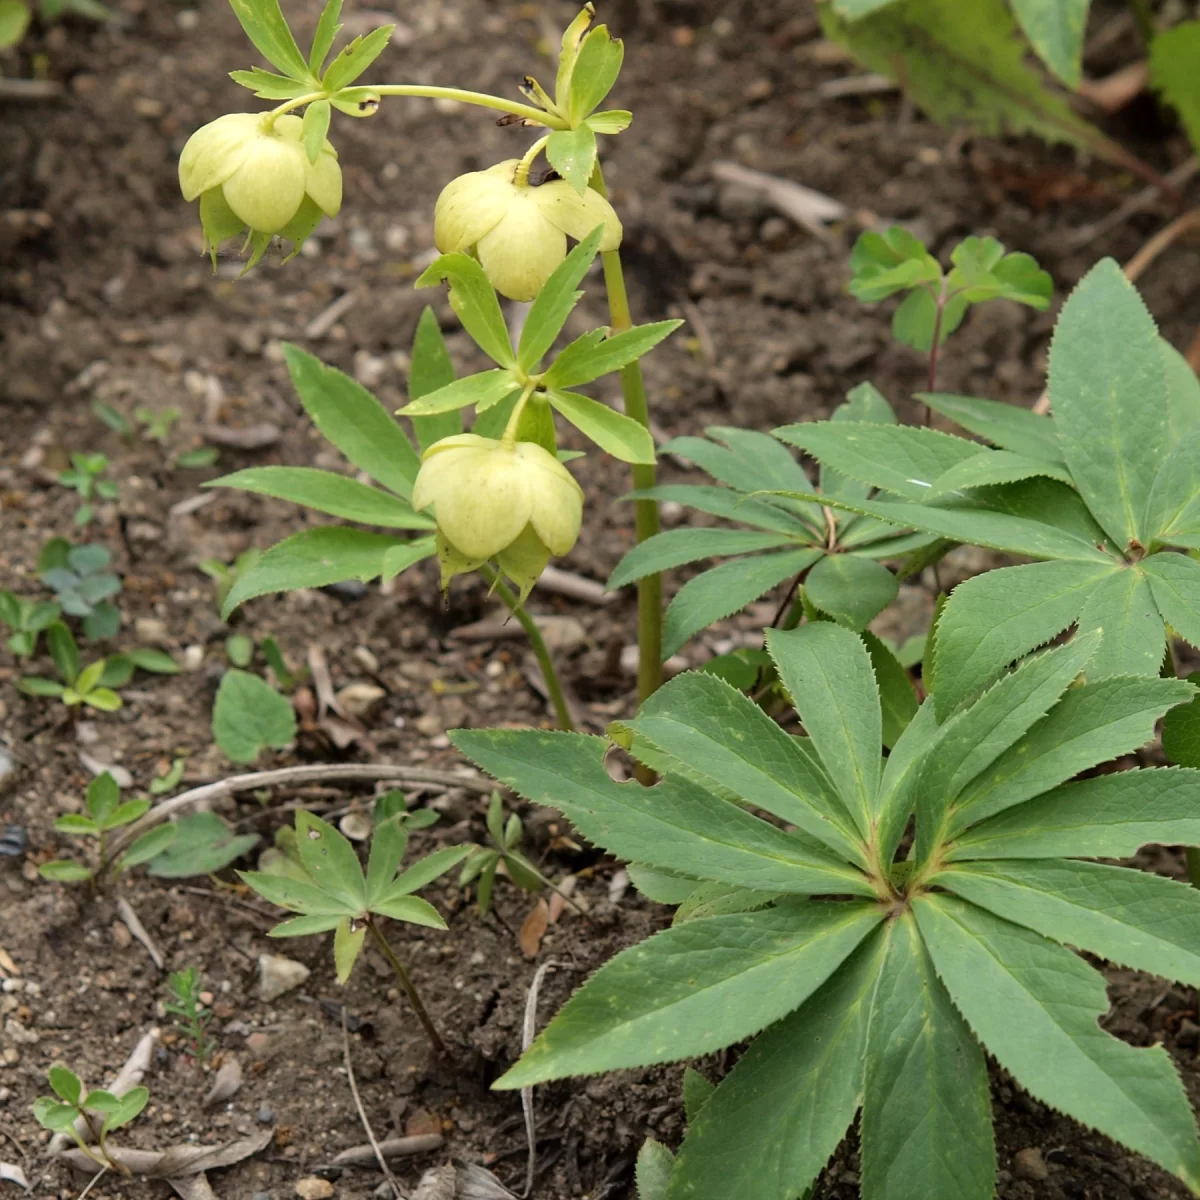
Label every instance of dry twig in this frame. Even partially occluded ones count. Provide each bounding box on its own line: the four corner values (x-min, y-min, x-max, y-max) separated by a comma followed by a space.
520, 961, 558, 1198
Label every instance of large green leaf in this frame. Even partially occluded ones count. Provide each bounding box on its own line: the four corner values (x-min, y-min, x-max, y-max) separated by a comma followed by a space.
766, 623, 881, 838
607, 528, 800, 590
948, 767, 1200, 861
407, 306, 459, 452
452, 729, 874, 896
1047, 259, 1168, 549
916, 895, 1200, 1189
937, 860, 1200, 986
949, 676, 1194, 832
617, 671, 864, 865
1009, 0, 1088, 87
496, 900, 882, 1086
283, 345, 420, 500
915, 634, 1098, 862
1143, 552, 1200, 651
1075, 565, 1164, 677
861, 913, 994, 1200
665, 930, 886, 1200
820, 0, 1116, 154
930, 559, 1117, 715
663, 548, 822, 659
773, 422, 980, 503
863, 631, 918, 749
805, 554, 898, 630
212, 669, 296, 764
207, 467, 433, 529
221, 528, 430, 617
919, 392, 1062, 463
415, 253, 514, 369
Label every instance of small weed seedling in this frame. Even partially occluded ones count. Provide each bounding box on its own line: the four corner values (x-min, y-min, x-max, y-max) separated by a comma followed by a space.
39, 772, 178, 883
163, 966, 215, 1063
461, 791, 548, 916
134, 405, 181, 442
59, 453, 118, 527
240, 802, 471, 1052
0, 589, 60, 657
18, 622, 178, 713
39, 538, 122, 640
33, 1064, 147, 1173
198, 548, 262, 613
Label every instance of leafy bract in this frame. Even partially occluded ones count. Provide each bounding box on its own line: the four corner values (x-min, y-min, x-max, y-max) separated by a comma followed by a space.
457, 626, 1200, 1197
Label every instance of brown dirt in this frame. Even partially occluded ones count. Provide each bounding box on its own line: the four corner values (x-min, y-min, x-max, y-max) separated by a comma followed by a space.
2, 0, 1200, 1196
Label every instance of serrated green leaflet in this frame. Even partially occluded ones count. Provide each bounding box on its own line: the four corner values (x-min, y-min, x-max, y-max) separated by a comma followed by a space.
915, 895, 1200, 1190
616, 670, 863, 865
926, 449, 1072, 497
1048, 259, 1168, 549
416, 253, 514, 369
408, 306, 459, 451
863, 631, 918, 749
607, 528, 800, 589
1143, 552, 1200, 651
1009, 0, 1088, 87
1075, 565, 1164, 677
805, 554, 898, 630
518, 228, 601, 370
497, 900, 882, 1086
861, 913, 994, 1200
948, 676, 1194, 831
662, 547, 822, 659
666, 930, 886, 1200
918, 392, 1062, 463
935, 860, 1200, 985
227, 0, 311, 80
765, 623, 880, 838
773, 422, 980, 502
948, 768, 1200, 860
547, 387, 655, 464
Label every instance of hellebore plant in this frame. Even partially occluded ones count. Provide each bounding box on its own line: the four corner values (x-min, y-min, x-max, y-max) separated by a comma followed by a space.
182, 0, 672, 714
457, 624, 1200, 1200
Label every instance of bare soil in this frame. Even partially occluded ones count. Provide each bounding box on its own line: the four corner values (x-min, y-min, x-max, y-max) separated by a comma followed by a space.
3, 0, 1200, 1196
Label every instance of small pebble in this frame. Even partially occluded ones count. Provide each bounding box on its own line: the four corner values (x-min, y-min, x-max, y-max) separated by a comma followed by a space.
257, 1106, 275, 1124
1014, 1147, 1050, 1181
258, 954, 310, 1002
294, 1178, 335, 1200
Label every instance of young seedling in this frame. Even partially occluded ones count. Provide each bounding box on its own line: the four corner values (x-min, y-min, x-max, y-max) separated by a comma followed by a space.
461, 791, 574, 919
59, 452, 118, 527
457, 624, 1200, 1199
33, 1064, 148, 1173
17, 622, 178, 714
847, 227, 1051, 398
134, 405, 181, 442
239, 803, 471, 1053
0, 589, 60, 657
163, 966, 215, 1063
39, 538, 122, 640
39, 771, 178, 883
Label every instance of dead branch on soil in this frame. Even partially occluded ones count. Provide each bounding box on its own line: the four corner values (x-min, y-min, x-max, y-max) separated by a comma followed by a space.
710, 161, 846, 242
106, 763, 493, 858
331, 1136, 445, 1166
116, 897, 164, 969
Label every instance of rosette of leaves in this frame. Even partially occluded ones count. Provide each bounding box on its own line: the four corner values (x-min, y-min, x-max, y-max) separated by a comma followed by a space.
33, 1064, 147, 1170
0, 589, 60, 657
775, 258, 1200, 717
454, 623, 1200, 1199
38, 539, 122, 640
208, 230, 677, 615
609, 384, 933, 662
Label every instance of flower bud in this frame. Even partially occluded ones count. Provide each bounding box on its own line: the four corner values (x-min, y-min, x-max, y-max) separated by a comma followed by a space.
434, 160, 622, 301
412, 434, 584, 599
179, 113, 342, 269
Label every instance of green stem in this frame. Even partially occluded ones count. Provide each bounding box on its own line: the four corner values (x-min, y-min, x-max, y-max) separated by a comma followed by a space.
365, 919, 447, 1055
591, 163, 664, 709
370, 84, 567, 128
481, 567, 575, 732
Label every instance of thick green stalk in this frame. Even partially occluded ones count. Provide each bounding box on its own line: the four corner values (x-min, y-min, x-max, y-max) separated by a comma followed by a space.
482, 567, 575, 732
591, 163, 664, 707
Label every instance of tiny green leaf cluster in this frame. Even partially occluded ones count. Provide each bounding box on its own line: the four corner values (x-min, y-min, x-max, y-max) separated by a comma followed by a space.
33, 1063, 148, 1170
460, 792, 544, 916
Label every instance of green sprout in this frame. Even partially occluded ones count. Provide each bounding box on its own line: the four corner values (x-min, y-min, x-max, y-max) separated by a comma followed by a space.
58, 453, 118, 527
239, 801, 471, 1053
163, 967, 215, 1064
0, 589, 60, 657
460, 791, 551, 916
38, 538, 122, 640
33, 1064, 147, 1173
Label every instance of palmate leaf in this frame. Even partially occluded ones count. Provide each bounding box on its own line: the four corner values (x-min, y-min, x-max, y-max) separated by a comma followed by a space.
916, 895, 1200, 1191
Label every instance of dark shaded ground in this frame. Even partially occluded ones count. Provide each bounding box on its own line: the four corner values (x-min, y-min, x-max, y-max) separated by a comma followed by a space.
3, 0, 1200, 1196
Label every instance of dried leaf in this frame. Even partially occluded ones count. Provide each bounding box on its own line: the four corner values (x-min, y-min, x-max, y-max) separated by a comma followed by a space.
0, 1162, 29, 1191
203, 1056, 243, 1106
518, 898, 551, 959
